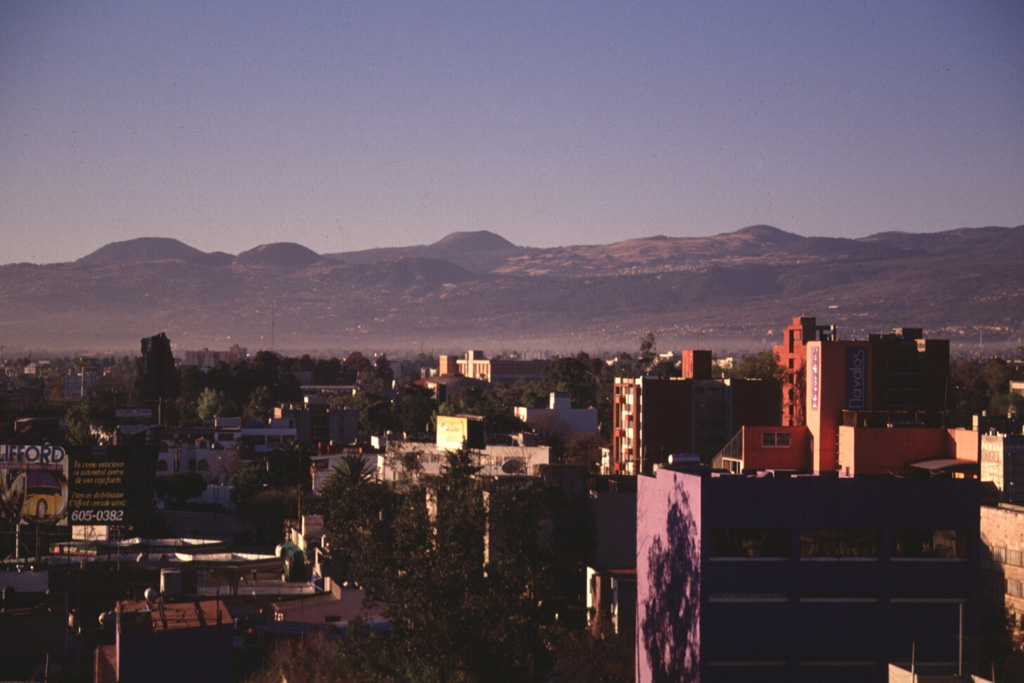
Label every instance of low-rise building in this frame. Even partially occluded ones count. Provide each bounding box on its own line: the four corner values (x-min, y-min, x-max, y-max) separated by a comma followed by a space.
439, 350, 549, 384
514, 391, 598, 436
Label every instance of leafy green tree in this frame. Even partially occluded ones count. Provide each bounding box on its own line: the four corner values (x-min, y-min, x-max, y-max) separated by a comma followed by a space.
244, 385, 276, 422
154, 471, 208, 507
346, 391, 393, 437
64, 401, 116, 446
320, 454, 374, 502
263, 439, 312, 490
275, 437, 314, 489
322, 478, 393, 590
726, 349, 779, 380
197, 388, 235, 423
564, 432, 607, 472
541, 353, 600, 408
610, 351, 638, 379
169, 364, 206, 426
230, 462, 268, 508
313, 357, 343, 385
948, 357, 997, 427
394, 383, 438, 434
341, 352, 372, 384
638, 331, 657, 374
503, 378, 548, 410
983, 357, 1016, 397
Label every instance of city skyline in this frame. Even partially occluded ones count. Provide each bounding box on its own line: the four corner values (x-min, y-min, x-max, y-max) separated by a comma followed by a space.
2, 1, 1023, 265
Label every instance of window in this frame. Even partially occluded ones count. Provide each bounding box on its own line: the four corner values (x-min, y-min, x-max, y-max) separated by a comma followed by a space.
1007, 549, 1022, 567
709, 529, 790, 559
1008, 580, 1023, 598
800, 593, 879, 603
801, 530, 880, 559
761, 432, 792, 448
892, 530, 969, 560
891, 594, 969, 604
708, 593, 788, 603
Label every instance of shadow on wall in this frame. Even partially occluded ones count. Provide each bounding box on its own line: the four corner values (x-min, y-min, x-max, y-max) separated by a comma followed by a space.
641, 480, 700, 683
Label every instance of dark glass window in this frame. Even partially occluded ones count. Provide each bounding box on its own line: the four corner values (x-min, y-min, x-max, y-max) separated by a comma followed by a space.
892, 530, 968, 559
709, 529, 790, 558
801, 530, 880, 558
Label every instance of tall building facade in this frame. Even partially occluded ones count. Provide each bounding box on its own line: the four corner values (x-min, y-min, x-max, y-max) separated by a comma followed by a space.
637, 467, 981, 682
805, 328, 949, 473
610, 351, 780, 474
773, 316, 837, 427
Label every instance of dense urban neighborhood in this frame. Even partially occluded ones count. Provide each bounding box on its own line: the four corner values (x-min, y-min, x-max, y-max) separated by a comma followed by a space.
1, 320, 1024, 682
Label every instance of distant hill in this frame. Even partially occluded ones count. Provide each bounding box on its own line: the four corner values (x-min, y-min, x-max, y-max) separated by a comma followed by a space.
77, 237, 231, 266
1, 225, 1021, 354
234, 243, 324, 268
326, 230, 531, 273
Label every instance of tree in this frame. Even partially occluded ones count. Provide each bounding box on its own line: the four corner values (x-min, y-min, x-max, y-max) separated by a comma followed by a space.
197, 388, 234, 424
541, 353, 602, 408
321, 478, 393, 590
154, 471, 207, 507
726, 349, 779, 380
638, 331, 657, 375
230, 462, 268, 508
341, 352, 372, 384
564, 432, 606, 472
529, 413, 572, 460
394, 383, 438, 435
346, 391, 393, 438
64, 401, 116, 446
244, 385, 276, 422
320, 453, 374, 501
275, 437, 314, 489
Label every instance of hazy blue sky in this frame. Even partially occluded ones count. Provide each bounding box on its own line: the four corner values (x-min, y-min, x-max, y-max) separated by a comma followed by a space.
2, 1, 1022, 264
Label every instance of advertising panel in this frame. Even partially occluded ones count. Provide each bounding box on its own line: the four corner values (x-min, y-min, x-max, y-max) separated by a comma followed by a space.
436, 415, 486, 450
845, 346, 868, 410
68, 447, 158, 527
436, 415, 471, 450
809, 345, 821, 412
68, 454, 130, 524
0, 444, 70, 525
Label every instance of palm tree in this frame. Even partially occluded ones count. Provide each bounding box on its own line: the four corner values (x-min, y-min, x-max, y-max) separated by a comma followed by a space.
319, 453, 374, 500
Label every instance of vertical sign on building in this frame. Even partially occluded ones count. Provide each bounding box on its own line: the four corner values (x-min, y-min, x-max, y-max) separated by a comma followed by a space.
845, 346, 867, 410
809, 345, 820, 412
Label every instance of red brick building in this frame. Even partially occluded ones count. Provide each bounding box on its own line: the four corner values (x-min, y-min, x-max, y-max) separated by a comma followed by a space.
609, 351, 779, 474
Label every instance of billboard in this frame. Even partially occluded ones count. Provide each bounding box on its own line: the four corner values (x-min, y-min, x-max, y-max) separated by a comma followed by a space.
845, 346, 868, 410
809, 345, 820, 412
0, 444, 70, 525
436, 415, 486, 450
68, 447, 158, 527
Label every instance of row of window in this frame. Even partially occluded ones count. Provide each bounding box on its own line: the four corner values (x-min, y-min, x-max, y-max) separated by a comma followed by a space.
709, 529, 969, 560
708, 592, 968, 604
989, 546, 1024, 567
159, 433, 291, 452
156, 459, 211, 472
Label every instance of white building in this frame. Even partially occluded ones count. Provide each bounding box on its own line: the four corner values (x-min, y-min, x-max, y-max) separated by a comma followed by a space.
514, 392, 598, 436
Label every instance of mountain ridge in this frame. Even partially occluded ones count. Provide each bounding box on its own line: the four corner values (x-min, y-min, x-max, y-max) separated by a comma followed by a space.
3, 224, 1021, 354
